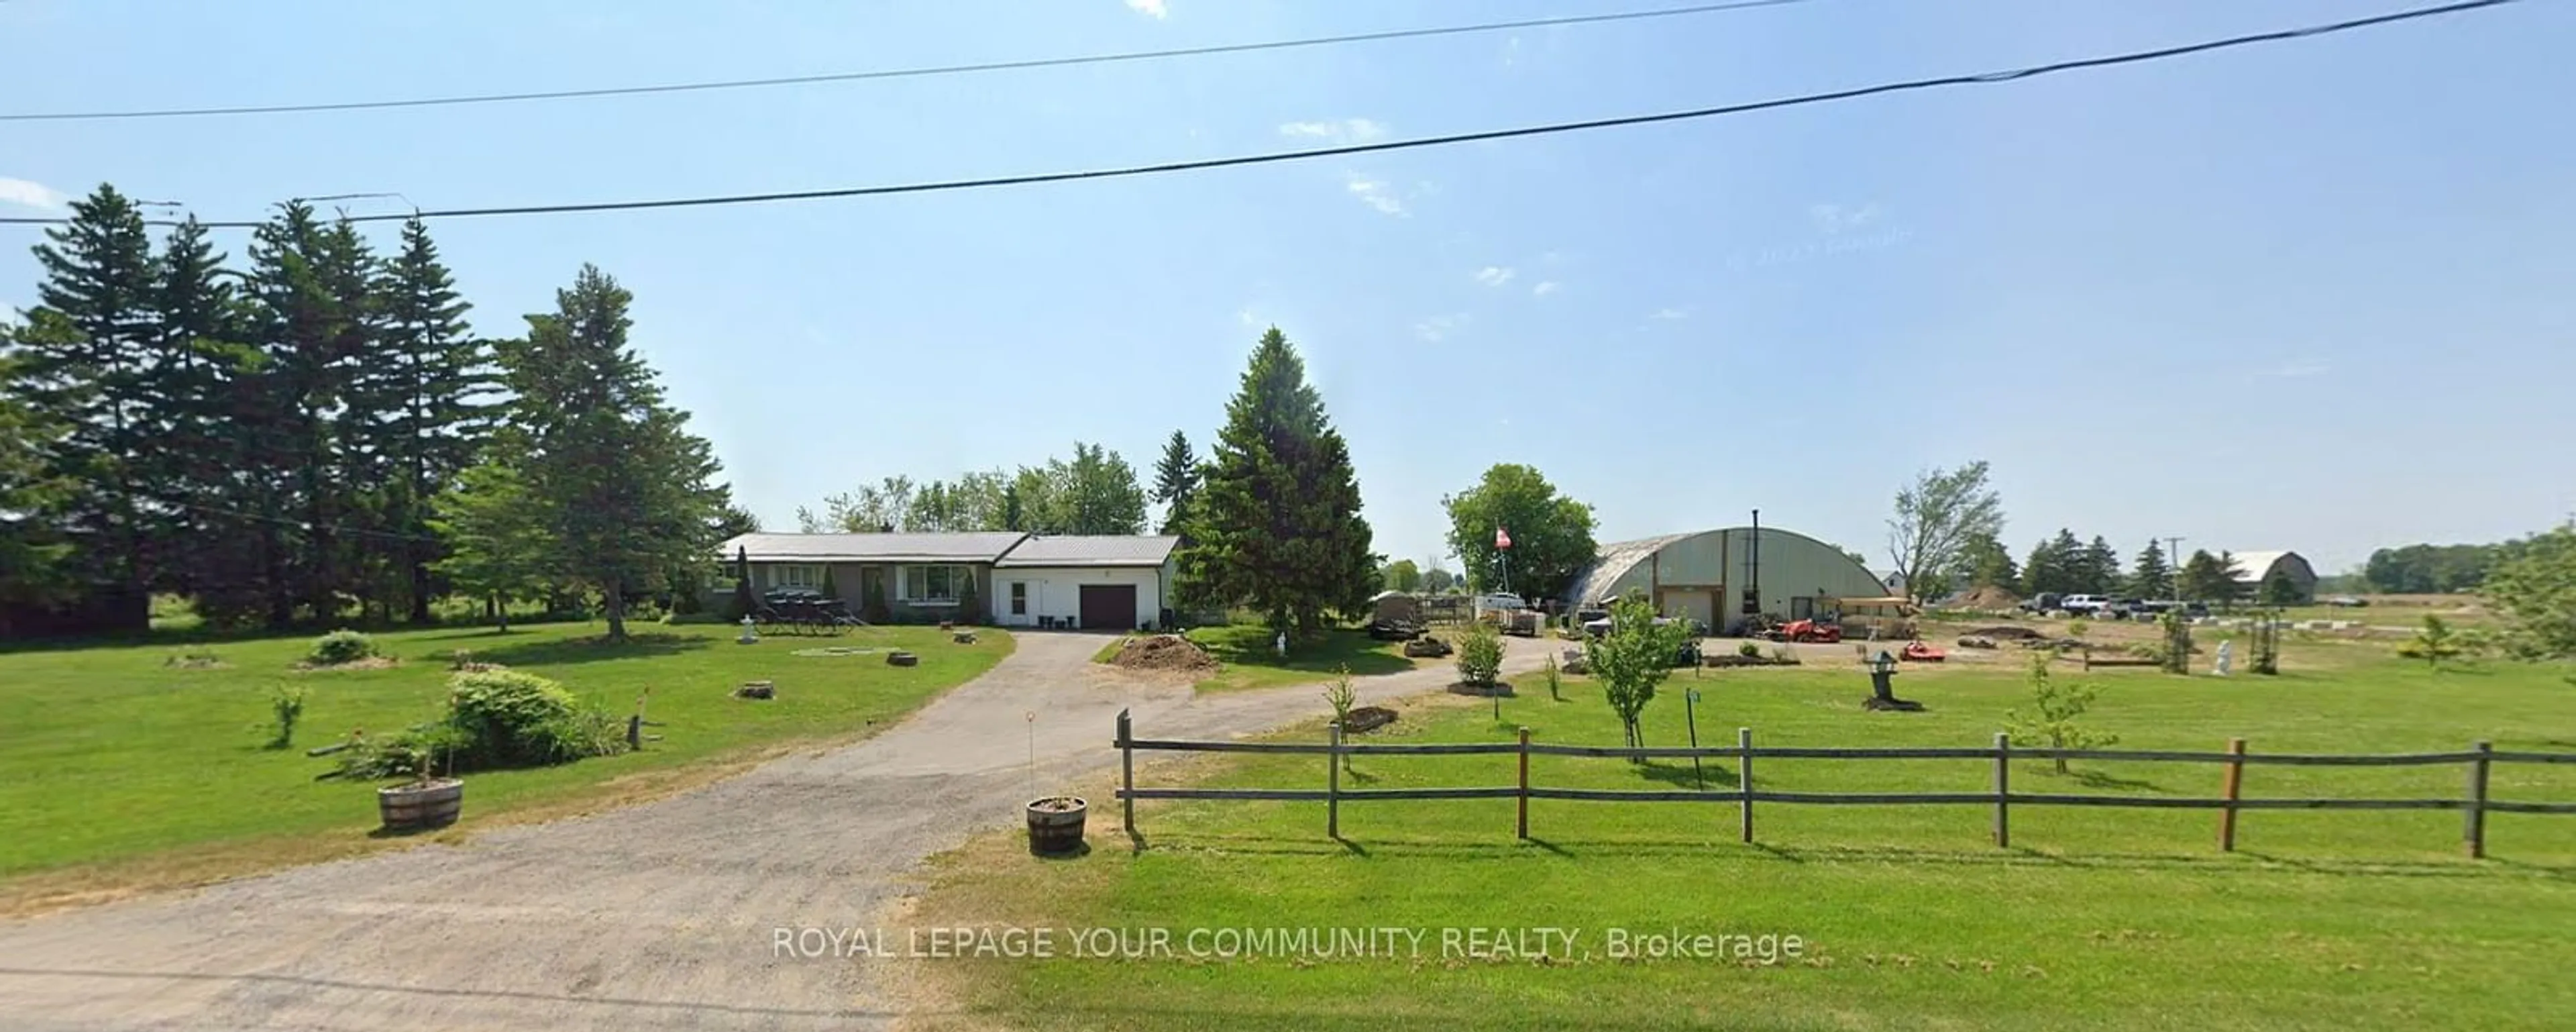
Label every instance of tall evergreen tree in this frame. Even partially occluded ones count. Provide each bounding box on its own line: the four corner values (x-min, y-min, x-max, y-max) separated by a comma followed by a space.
494, 264, 729, 641
146, 217, 256, 614
371, 217, 492, 622
1151, 429, 1201, 535
2127, 543, 2174, 599
0, 354, 74, 622
2023, 529, 2084, 595
11, 185, 164, 627
1178, 328, 1377, 641
1958, 531, 2020, 592
2078, 535, 2123, 595
2178, 549, 2236, 603
241, 201, 382, 623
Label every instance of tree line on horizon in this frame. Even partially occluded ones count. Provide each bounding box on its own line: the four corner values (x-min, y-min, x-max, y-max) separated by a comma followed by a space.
1, 184, 744, 639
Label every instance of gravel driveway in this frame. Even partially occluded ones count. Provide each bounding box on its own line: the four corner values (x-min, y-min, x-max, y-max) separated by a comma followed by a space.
0, 630, 1552, 1031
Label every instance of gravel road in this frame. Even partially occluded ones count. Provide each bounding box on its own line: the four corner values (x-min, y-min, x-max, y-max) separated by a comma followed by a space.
0, 631, 1554, 1031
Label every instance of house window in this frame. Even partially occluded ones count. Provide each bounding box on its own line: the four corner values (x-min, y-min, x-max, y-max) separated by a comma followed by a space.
1010, 582, 1028, 616
771, 564, 823, 589
902, 564, 971, 603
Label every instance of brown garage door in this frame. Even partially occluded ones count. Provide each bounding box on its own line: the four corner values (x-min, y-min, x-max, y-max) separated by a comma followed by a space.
1077, 584, 1138, 631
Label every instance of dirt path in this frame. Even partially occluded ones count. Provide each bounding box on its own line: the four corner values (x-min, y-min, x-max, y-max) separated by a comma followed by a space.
0, 631, 1554, 1031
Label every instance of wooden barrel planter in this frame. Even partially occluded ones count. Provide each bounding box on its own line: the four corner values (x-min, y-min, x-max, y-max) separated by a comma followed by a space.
378, 778, 464, 831
1026, 796, 1087, 856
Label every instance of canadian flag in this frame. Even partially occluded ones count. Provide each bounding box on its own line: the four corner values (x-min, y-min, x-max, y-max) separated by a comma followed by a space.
1495, 526, 1513, 550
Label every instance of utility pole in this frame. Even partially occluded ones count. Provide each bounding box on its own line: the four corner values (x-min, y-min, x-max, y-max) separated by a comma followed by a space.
2161, 537, 2186, 600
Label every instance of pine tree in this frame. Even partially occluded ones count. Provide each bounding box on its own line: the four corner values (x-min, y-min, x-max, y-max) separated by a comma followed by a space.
0, 354, 74, 620
146, 217, 259, 619
493, 264, 728, 641
2178, 549, 2235, 603
1178, 328, 1378, 641
12, 185, 164, 627
2128, 544, 2174, 599
2080, 535, 2123, 595
372, 217, 492, 622
1151, 429, 1201, 535
242, 201, 376, 623
2023, 529, 2083, 595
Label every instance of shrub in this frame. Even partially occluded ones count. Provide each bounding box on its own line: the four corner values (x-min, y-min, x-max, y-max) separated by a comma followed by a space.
307, 629, 377, 666
1456, 620, 1505, 688
443, 668, 631, 770
266, 686, 307, 750
1737, 641, 1763, 658
1542, 654, 1563, 701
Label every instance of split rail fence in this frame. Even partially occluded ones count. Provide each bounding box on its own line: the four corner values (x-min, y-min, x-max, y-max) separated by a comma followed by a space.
1110, 710, 2576, 858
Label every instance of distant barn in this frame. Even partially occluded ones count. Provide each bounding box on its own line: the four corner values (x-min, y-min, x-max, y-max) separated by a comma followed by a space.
2229, 550, 2317, 603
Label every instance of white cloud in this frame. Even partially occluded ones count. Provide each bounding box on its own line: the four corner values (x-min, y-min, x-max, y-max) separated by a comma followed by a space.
1473, 266, 1515, 288
1650, 307, 1689, 321
1414, 313, 1468, 342
1279, 119, 1388, 144
1124, 0, 1168, 18
0, 177, 70, 212
1531, 280, 1560, 297
1809, 202, 1883, 235
1344, 174, 1405, 216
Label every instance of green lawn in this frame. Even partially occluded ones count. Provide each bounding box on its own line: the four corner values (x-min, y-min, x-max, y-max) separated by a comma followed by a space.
912, 650, 2576, 1031
0, 621, 1008, 903
1108, 624, 1426, 692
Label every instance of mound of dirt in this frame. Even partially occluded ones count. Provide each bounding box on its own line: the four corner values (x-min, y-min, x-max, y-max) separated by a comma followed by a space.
1110, 634, 1218, 672
1960, 625, 2045, 641
1343, 706, 1397, 733
1955, 585, 2021, 611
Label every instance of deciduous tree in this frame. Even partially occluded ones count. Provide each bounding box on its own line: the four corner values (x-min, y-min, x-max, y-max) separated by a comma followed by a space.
1886, 462, 2004, 605
1587, 595, 1691, 752
428, 460, 549, 632
1381, 559, 1422, 593
2483, 526, 2576, 660
2006, 652, 2118, 774
1442, 463, 1597, 603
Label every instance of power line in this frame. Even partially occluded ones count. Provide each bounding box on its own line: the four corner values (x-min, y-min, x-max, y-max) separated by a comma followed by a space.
0, 0, 1816, 123
0, 0, 2522, 230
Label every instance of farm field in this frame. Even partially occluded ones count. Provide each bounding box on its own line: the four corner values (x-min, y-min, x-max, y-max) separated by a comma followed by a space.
908, 646, 2576, 1032
0, 621, 1008, 911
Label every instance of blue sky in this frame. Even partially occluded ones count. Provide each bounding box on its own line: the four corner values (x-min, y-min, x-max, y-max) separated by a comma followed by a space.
4, 0, 2571, 576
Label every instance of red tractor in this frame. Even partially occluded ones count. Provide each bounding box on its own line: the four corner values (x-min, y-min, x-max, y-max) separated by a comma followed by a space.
1771, 618, 1843, 644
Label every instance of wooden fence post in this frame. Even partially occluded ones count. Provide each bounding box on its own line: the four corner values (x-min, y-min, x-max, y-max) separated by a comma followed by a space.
1992, 732, 2010, 849
1516, 726, 1532, 840
1737, 727, 1755, 843
1116, 708, 1136, 842
2219, 737, 2247, 852
1328, 721, 1343, 840
2465, 739, 2492, 859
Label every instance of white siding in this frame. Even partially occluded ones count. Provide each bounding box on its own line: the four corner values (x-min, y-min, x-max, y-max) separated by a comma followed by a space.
988, 564, 1169, 629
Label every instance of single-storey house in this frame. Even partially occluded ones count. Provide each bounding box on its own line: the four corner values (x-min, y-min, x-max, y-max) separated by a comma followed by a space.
718, 531, 1179, 629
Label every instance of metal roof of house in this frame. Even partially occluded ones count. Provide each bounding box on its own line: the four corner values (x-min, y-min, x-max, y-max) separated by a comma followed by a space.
719, 532, 1028, 563
994, 535, 1181, 568
2227, 550, 2303, 582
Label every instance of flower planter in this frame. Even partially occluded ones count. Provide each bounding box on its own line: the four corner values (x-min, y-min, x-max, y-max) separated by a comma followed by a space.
1026, 796, 1087, 856
378, 778, 464, 831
